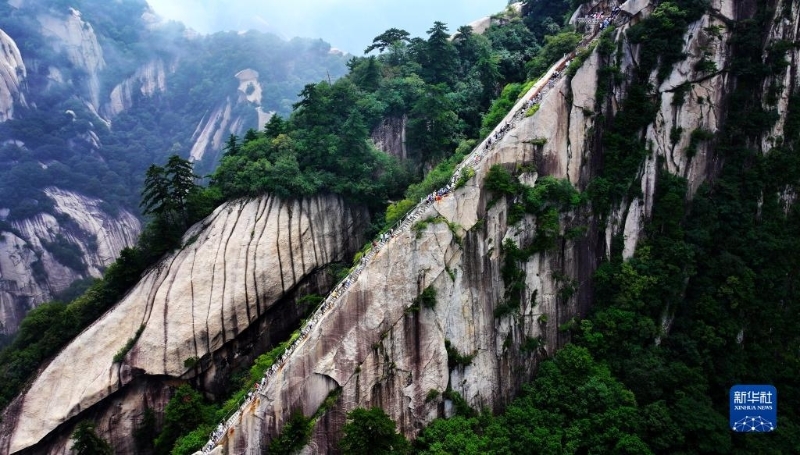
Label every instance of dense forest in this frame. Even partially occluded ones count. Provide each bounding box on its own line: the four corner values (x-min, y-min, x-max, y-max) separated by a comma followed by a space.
4, 0, 800, 453
413, 1, 800, 453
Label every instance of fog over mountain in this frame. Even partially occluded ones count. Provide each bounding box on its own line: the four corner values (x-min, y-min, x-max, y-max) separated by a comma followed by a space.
147, 0, 509, 54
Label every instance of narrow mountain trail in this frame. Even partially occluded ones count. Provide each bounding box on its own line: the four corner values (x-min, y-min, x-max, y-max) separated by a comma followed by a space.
200, 11, 625, 453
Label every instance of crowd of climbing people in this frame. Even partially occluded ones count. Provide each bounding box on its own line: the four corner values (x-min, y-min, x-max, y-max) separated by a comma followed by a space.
201, 51, 571, 455
579, 3, 623, 31
201, 58, 573, 453
200, 6, 632, 450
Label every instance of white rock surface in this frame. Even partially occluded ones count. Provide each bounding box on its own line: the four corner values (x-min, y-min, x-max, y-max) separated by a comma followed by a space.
0, 188, 140, 335
235, 68, 274, 128
0, 193, 368, 454
37, 8, 105, 108
0, 28, 26, 122
103, 59, 169, 118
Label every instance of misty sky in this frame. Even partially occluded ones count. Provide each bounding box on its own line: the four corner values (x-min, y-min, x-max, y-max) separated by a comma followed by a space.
146, 0, 511, 54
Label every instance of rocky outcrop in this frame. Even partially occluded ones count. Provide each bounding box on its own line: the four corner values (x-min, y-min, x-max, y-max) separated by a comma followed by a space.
0, 188, 140, 335
189, 99, 241, 162
36, 8, 105, 108
235, 68, 273, 128
370, 116, 407, 159
463, 2, 523, 35
604, 0, 771, 258
189, 69, 274, 163
0, 28, 26, 122
103, 59, 169, 119
0, 194, 368, 454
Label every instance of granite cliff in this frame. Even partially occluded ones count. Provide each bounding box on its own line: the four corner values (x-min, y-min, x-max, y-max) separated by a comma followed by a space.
0, 28, 26, 122
0, 194, 368, 454
0, 188, 140, 336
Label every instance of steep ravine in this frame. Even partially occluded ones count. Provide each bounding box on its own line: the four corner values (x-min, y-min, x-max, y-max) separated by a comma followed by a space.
0, 194, 368, 454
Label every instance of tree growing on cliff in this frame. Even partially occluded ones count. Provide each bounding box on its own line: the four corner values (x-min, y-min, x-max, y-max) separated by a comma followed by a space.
339, 407, 410, 454
154, 384, 213, 455
139, 154, 207, 251
364, 28, 411, 54
140, 155, 198, 225
70, 421, 113, 455
269, 410, 314, 455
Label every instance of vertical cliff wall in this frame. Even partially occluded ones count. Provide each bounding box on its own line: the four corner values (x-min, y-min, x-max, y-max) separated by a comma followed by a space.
0, 28, 26, 122
37, 8, 106, 109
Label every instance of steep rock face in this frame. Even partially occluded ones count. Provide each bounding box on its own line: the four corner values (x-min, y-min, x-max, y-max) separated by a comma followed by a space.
36, 8, 105, 108
0, 188, 140, 335
214, 57, 598, 453
103, 59, 169, 119
605, 0, 793, 258
235, 68, 273, 128
370, 116, 407, 159
189, 99, 242, 162
0, 28, 26, 122
0, 194, 368, 454
207, 1, 793, 452
189, 68, 274, 163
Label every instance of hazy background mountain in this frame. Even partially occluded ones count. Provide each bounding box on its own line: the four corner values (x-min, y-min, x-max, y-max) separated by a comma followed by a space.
147, 0, 509, 54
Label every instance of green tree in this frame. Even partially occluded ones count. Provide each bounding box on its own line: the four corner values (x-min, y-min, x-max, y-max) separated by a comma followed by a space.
140, 164, 171, 218
70, 421, 113, 455
414, 416, 493, 455
140, 155, 202, 246
164, 155, 198, 222
525, 31, 581, 78
269, 410, 313, 455
365, 28, 411, 54
407, 84, 461, 162
419, 22, 458, 86
339, 407, 410, 455
154, 385, 212, 454
223, 134, 239, 157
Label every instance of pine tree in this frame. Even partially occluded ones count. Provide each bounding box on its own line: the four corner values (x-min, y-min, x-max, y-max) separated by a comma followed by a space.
339, 408, 409, 455
70, 421, 113, 455
364, 28, 410, 54
140, 164, 171, 218
164, 154, 197, 221
140, 155, 199, 242
421, 21, 457, 86
223, 134, 239, 157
